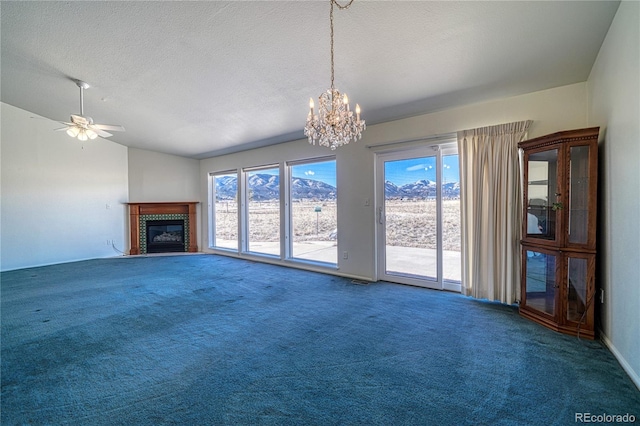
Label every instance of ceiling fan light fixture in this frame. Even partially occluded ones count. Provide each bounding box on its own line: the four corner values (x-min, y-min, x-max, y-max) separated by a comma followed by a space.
86, 129, 98, 140
66, 126, 80, 137
61, 80, 125, 141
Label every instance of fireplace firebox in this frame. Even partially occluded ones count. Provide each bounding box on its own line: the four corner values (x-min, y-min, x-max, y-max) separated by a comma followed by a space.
146, 220, 185, 253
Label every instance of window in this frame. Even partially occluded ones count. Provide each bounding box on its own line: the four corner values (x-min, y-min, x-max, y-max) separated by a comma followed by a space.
289, 158, 337, 264
244, 166, 280, 256
211, 172, 239, 250
209, 158, 339, 267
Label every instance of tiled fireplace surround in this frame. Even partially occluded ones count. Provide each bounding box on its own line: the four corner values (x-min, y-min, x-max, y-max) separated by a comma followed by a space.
128, 202, 198, 255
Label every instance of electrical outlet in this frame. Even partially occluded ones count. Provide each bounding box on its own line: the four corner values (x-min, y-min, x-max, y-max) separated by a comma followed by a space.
343, 251, 348, 260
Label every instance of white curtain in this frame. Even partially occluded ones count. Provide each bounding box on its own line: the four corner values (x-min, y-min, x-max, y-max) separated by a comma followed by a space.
457, 120, 532, 304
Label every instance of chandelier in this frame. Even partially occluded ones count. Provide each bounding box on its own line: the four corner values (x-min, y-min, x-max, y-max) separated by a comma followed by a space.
304, 0, 365, 150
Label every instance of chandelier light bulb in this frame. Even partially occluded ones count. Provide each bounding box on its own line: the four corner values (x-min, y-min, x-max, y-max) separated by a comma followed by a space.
309, 98, 315, 119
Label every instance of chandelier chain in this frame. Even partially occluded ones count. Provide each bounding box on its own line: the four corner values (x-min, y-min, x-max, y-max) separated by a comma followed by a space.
332, 0, 356, 10
329, 0, 355, 93
330, 0, 334, 91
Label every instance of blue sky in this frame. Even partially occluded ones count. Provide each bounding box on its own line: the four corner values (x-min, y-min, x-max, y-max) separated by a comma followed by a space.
243, 161, 338, 188
385, 155, 459, 186
233, 156, 458, 188
291, 160, 337, 187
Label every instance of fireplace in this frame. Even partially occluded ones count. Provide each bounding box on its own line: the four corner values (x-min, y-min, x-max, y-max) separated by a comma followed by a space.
128, 202, 198, 255
146, 220, 185, 253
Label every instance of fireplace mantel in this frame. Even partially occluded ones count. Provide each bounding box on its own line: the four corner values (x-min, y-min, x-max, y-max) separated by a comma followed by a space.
128, 202, 198, 255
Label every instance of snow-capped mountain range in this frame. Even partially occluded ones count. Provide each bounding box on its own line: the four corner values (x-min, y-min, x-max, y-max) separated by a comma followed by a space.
385, 179, 460, 199
215, 174, 336, 201
215, 175, 459, 201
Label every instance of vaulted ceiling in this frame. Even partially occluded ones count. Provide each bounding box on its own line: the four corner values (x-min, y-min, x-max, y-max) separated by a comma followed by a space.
1, 1, 619, 159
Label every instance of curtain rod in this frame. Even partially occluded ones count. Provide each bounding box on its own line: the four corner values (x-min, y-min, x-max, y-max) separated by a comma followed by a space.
365, 132, 457, 151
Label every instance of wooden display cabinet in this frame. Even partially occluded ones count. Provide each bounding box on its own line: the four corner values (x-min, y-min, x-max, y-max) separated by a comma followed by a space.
519, 127, 598, 339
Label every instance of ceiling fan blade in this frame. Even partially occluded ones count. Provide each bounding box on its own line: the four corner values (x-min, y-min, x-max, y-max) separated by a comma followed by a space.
88, 125, 113, 138
54, 126, 70, 131
92, 123, 125, 132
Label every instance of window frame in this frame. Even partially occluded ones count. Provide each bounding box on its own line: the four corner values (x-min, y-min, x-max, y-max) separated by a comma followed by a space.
209, 169, 240, 252
241, 163, 282, 258
286, 155, 337, 267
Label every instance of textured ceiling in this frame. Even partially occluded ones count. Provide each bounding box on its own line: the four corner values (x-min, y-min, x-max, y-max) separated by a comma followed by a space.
1, 1, 619, 159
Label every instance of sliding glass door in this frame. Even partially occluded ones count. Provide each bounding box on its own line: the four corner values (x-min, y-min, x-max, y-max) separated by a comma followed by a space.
376, 144, 461, 291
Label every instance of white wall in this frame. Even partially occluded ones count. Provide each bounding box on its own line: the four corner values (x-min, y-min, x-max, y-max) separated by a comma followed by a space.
200, 83, 588, 280
128, 147, 200, 202
1, 103, 129, 271
587, 0, 639, 387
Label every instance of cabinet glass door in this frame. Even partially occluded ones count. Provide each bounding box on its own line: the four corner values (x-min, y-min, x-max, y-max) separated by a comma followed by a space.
565, 253, 594, 326
568, 145, 591, 245
523, 249, 557, 317
526, 149, 559, 242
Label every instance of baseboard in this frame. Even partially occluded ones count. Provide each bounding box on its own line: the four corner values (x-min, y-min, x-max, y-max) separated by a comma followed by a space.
202, 248, 375, 283
600, 331, 640, 391
1, 254, 117, 273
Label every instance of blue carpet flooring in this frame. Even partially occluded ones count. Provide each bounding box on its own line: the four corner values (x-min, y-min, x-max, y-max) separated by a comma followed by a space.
1, 254, 639, 425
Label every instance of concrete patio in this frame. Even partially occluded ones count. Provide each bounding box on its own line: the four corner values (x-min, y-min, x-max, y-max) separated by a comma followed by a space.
214, 239, 461, 284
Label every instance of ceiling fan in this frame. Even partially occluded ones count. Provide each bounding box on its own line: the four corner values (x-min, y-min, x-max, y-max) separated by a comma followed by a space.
55, 80, 125, 141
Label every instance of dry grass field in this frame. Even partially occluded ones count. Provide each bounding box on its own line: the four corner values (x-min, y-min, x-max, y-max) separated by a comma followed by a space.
385, 199, 460, 251
214, 199, 460, 251
214, 201, 337, 243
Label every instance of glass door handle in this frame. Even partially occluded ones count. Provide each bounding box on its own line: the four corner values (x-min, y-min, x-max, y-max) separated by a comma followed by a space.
378, 207, 384, 224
